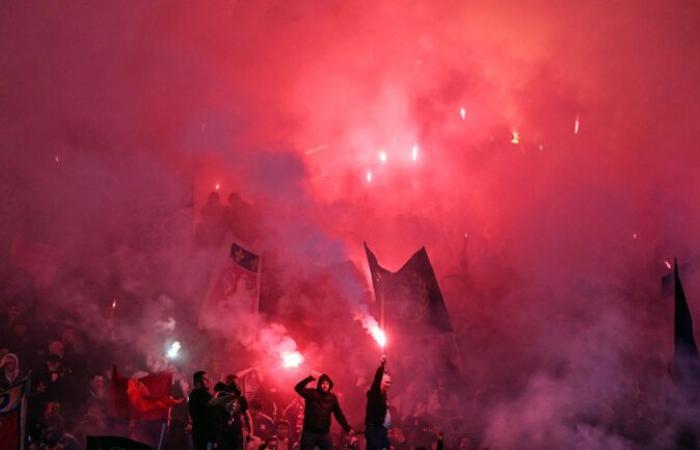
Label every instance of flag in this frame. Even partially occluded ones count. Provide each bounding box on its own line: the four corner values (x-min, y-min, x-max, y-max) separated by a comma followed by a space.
0, 377, 30, 450
673, 259, 700, 396
199, 239, 261, 329
109, 366, 132, 420
365, 243, 452, 334
127, 372, 180, 421
86, 436, 154, 450
110, 367, 178, 421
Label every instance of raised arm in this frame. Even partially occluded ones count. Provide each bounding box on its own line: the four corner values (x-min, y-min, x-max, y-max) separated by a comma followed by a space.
370, 354, 387, 392
294, 375, 315, 398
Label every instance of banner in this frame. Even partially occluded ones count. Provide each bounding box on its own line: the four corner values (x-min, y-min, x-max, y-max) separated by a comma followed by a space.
199, 239, 261, 329
0, 377, 30, 450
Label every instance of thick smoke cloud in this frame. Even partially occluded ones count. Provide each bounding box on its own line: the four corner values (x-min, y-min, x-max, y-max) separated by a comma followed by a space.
2, 0, 700, 447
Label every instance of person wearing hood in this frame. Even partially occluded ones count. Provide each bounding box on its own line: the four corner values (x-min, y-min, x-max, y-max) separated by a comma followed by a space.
294, 371, 354, 450
0, 353, 21, 389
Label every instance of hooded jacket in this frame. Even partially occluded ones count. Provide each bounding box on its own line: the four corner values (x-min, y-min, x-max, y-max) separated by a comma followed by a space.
294, 374, 351, 434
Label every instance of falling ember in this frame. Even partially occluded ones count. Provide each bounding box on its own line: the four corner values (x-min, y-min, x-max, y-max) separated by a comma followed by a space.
411, 144, 419, 161
574, 115, 581, 134
215, 183, 221, 191
665, 260, 673, 270
166, 341, 181, 359
112, 299, 117, 309
55, 155, 60, 163
459, 107, 467, 120
538, 144, 543, 151
511, 130, 520, 144
378, 151, 387, 163
632, 233, 638, 240
281, 351, 304, 368
366, 171, 373, 183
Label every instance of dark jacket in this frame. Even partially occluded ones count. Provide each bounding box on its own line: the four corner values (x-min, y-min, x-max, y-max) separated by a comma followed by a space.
364, 363, 388, 427
294, 375, 351, 434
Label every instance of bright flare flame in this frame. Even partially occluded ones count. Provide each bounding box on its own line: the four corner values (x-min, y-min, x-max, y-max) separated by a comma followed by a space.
355, 313, 387, 348
411, 144, 419, 161
370, 324, 387, 348
574, 115, 581, 134
366, 171, 373, 183
511, 130, 520, 144
166, 341, 181, 359
378, 151, 387, 163
215, 183, 221, 191
282, 351, 304, 368
459, 107, 467, 120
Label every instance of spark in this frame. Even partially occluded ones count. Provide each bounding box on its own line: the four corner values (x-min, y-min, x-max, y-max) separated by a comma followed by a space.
215, 183, 221, 191
112, 299, 117, 309
166, 341, 181, 359
665, 260, 673, 270
411, 144, 419, 161
459, 107, 467, 121
378, 151, 387, 163
366, 171, 373, 183
632, 233, 638, 240
281, 351, 304, 368
538, 144, 543, 151
511, 130, 520, 145
574, 115, 581, 134
55, 155, 60, 163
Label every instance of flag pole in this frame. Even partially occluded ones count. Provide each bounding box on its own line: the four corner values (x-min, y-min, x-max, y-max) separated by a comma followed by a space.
254, 254, 262, 314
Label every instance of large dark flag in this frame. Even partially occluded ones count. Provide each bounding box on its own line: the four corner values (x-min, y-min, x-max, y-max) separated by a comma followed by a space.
0, 377, 30, 450
87, 436, 153, 450
365, 243, 452, 334
199, 239, 261, 329
673, 259, 700, 396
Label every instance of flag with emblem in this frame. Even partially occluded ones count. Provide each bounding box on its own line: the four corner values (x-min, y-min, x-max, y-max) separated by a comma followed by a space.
199, 239, 262, 329
364, 243, 452, 334
0, 377, 30, 450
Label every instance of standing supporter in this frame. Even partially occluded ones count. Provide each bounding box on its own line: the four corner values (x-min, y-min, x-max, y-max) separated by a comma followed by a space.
294, 372, 355, 450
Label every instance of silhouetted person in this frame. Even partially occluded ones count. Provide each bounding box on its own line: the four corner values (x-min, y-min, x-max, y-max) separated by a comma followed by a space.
365, 353, 391, 450
294, 372, 354, 450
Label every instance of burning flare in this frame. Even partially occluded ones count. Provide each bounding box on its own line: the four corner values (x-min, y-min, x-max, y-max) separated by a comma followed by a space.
282, 351, 304, 368
355, 313, 387, 348
511, 130, 520, 145
166, 341, 181, 359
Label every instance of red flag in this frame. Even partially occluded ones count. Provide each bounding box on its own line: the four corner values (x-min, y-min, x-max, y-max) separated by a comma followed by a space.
110, 368, 179, 421
127, 372, 180, 421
